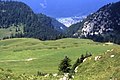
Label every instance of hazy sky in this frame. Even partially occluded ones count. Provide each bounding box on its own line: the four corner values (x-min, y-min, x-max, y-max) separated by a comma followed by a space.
19, 0, 120, 17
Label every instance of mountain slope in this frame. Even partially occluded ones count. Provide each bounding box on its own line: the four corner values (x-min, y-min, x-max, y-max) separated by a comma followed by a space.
37, 14, 67, 32
71, 1, 120, 44
66, 22, 83, 37
74, 48, 120, 80
0, 1, 66, 40
51, 18, 67, 32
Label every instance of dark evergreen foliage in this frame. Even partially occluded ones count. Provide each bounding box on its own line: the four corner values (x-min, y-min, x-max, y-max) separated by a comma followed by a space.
37, 71, 47, 76
0, 1, 65, 40
71, 53, 92, 73
71, 58, 80, 73
66, 23, 81, 37
79, 54, 85, 63
0, 1, 34, 28
58, 56, 71, 73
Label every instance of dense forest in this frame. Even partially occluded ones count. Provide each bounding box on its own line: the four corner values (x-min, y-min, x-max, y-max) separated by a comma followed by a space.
0, 1, 66, 40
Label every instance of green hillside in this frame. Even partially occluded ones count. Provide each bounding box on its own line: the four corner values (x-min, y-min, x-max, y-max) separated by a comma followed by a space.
0, 38, 119, 79
0, 1, 66, 40
74, 48, 120, 80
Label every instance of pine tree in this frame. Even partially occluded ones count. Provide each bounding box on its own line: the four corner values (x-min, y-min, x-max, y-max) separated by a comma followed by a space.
71, 58, 80, 73
58, 56, 71, 73
79, 54, 85, 63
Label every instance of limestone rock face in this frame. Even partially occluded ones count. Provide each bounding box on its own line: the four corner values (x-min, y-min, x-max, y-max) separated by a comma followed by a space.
72, 1, 120, 44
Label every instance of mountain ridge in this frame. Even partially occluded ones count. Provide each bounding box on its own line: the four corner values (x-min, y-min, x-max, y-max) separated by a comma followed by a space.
0, 1, 67, 40
70, 1, 120, 44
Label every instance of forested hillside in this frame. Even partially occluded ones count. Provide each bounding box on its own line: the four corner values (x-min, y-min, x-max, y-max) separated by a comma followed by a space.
0, 1, 66, 40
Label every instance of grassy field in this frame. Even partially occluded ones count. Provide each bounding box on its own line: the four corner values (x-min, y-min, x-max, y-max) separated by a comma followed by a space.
0, 38, 119, 80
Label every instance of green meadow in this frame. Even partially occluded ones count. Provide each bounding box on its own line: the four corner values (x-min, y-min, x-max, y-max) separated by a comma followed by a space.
0, 38, 120, 80
0, 38, 117, 75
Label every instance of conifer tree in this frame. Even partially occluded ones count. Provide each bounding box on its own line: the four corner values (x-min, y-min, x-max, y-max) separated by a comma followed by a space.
58, 56, 71, 73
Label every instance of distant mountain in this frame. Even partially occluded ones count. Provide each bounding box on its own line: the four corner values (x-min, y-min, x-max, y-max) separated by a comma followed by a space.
37, 14, 67, 32
57, 16, 86, 27
66, 22, 83, 37
69, 1, 120, 44
0, 1, 67, 40
51, 18, 67, 32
